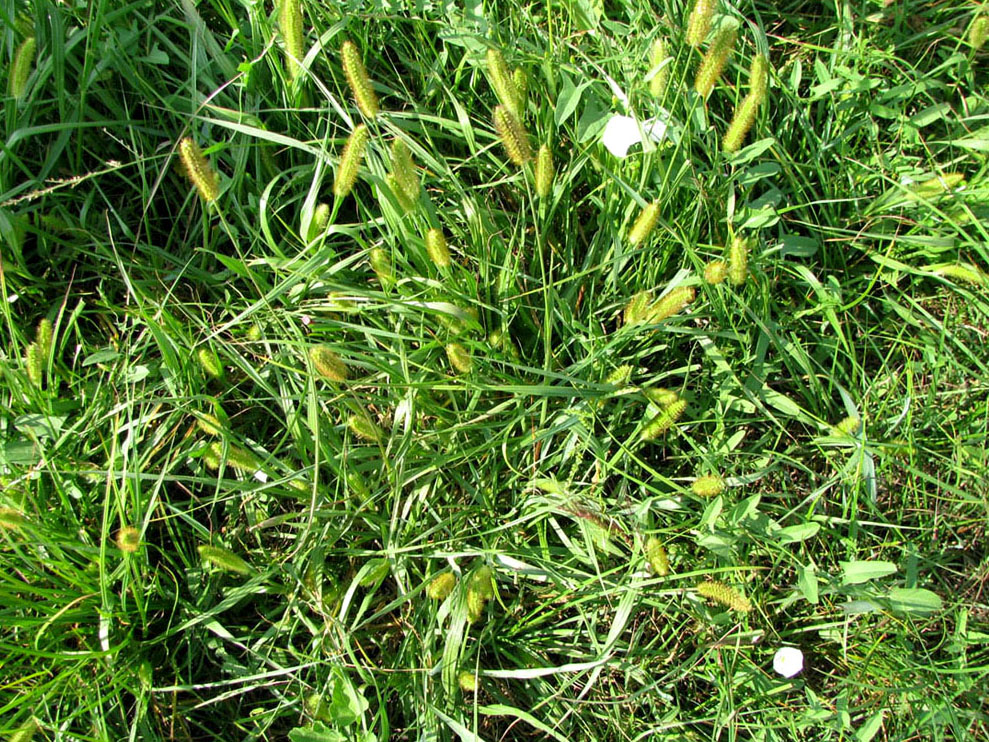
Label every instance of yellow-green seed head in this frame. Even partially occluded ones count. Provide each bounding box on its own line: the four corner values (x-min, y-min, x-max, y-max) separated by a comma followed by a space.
334, 124, 369, 199
749, 54, 769, 103
694, 25, 737, 98
486, 48, 521, 117
427, 572, 456, 600
386, 173, 415, 212
513, 67, 528, 110
466, 587, 487, 623
308, 203, 330, 240
970, 16, 988, 51
198, 544, 253, 575
628, 201, 661, 246
116, 526, 141, 553
704, 259, 728, 284
604, 364, 633, 388
624, 290, 655, 325
179, 138, 220, 202
446, 342, 473, 374
644, 387, 680, 407
197, 347, 223, 379
347, 413, 383, 443
648, 286, 695, 322
697, 580, 752, 612
210, 441, 261, 474
309, 346, 349, 383
390, 138, 419, 204
833, 415, 861, 436
641, 398, 687, 441
649, 38, 670, 98
7, 721, 37, 742
728, 235, 749, 286
196, 412, 223, 436
691, 475, 725, 497
25, 342, 42, 387
535, 144, 554, 198
35, 318, 53, 362
458, 671, 478, 692
8, 36, 36, 101
494, 105, 532, 166
369, 247, 395, 289
0, 508, 29, 531
646, 537, 670, 576
279, 0, 304, 82
425, 227, 451, 269
472, 565, 495, 599
341, 40, 379, 118
686, 0, 716, 47
722, 93, 760, 154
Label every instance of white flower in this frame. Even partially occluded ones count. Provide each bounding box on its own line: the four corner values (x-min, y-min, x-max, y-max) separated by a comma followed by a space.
600, 114, 669, 158
773, 647, 804, 678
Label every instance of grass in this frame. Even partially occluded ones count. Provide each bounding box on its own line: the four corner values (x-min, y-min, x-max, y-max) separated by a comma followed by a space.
2, 0, 988, 739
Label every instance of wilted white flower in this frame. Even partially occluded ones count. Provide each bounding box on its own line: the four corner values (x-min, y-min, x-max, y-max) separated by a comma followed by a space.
773, 647, 803, 678
601, 114, 669, 158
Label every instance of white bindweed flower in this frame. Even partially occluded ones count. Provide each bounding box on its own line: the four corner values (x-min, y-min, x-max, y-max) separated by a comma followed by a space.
601, 114, 669, 157
773, 647, 804, 678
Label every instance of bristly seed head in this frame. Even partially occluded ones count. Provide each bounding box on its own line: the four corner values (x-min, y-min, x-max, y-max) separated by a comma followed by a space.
279, 0, 304, 82
334, 124, 369, 199
686, 0, 716, 47
694, 25, 737, 98
697, 580, 752, 612
535, 143, 554, 198
486, 48, 522, 117
179, 138, 220, 202
425, 227, 451, 269
691, 474, 725, 497
628, 201, 661, 246
309, 346, 349, 383
341, 40, 379, 118
446, 342, 473, 374
493, 105, 532, 166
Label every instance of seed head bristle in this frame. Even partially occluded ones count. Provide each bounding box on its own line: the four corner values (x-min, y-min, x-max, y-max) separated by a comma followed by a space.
486, 49, 522, 117
494, 105, 532, 166
446, 342, 473, 374
646, 537, 670, 576
334, 124, 369, 199
649, 38, 670, 97
534, 144, 554, 198
694, 25, 737, 98
686, 0, 716, 47
341, 40, 379, 118
728, 235, 749, 286
425, 227, 451, 269
9, 36, 36, 100
704, 259, 728, 284
691, 475, 725, 497
697, 580, 752, 612
279, 0, 304, 82
198, 544, 253, 575
309, 346, 349, 383
179, 138, 220, 202
628, 201, 661, 246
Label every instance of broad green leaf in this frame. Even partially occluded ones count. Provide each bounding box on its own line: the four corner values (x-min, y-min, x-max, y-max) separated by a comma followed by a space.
885, 588, 942, 616
840, 560, 897, 585
554, 75, 590, 127
777, 523, 820, 544
798, 564, 818, 604
288, 723, 346, 742
855, 711, 884, 742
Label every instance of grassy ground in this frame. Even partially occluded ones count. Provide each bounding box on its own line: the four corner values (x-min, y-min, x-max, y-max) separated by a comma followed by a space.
2, 0, 989, 739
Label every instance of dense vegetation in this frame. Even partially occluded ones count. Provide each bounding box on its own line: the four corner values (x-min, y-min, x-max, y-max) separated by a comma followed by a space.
2, 1, 988, 739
